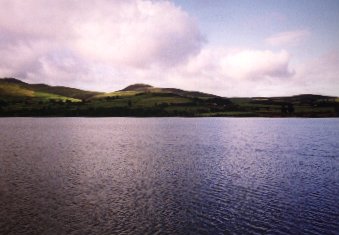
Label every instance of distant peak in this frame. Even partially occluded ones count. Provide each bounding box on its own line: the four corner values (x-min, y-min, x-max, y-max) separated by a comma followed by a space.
121, 83, 153, 91
1, 77, 27, 84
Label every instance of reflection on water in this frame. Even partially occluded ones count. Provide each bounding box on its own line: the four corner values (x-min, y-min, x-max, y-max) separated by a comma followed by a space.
0, 118, 338, 234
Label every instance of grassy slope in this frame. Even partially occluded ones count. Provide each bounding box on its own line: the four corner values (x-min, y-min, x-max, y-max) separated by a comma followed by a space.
89, 84, 219, 115
29, 84, 101, 100
0, 81, 79, 101
0, 78, 100, 101
0, 78, 338, 117
94, 90, 141, 98
0, 82, 34, 97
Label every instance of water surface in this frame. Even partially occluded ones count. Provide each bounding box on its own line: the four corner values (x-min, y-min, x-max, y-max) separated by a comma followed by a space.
0, 118, 338, 234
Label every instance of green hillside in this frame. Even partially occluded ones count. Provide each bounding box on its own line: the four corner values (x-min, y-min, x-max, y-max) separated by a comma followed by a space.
0, 78, 338, 117
0, 78, 100, 101
0, 78, 80, 102
94, 84, 217, 99
29, 84, 101, 100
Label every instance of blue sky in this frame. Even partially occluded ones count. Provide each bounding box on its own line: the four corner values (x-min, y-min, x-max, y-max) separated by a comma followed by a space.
0, 0, 338, 96
174, 0, 339, 55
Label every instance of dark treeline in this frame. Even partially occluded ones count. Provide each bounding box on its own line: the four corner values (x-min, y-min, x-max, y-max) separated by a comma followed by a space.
0, 96, 239, 117
0, 90, 338, 117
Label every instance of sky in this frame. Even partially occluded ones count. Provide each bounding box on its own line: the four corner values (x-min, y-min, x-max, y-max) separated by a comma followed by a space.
0, 0, 338, 97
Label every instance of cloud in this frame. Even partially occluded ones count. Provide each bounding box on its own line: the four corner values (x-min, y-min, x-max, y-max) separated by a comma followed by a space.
220, 49, 294, 79
293, 50, 339, 96
184, 48, 294, 80
148, 48, 296, 97
73, 0, 204, 67
0, 0, 204, 81
265, 30, 310, 47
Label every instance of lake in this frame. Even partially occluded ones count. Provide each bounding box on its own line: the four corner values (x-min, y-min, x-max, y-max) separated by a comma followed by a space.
0, 118, 338, 234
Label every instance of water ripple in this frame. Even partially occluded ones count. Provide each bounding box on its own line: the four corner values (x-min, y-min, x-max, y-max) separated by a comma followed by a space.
0, 118, 338, 234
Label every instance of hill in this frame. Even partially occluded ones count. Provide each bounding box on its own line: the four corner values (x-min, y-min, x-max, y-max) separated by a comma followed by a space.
0, 78, 101, 101
0, 78, 338, 117
121, 83, 153, 91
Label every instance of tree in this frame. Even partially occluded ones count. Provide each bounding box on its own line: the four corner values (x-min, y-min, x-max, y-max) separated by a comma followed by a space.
287, 103, 294, 113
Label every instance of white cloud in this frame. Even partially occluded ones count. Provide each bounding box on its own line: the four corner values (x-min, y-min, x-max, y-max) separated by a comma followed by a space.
292, 50, 339, 96
0, 0, 204, 79
72, 0, 204, 67
183, 48, 294, 79
133, 48, 295, 97
219, 49, 294, 79
265, 30, 310, 47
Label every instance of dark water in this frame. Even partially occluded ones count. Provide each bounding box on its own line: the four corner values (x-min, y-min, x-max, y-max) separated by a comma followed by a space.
0, 118, 338, 235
